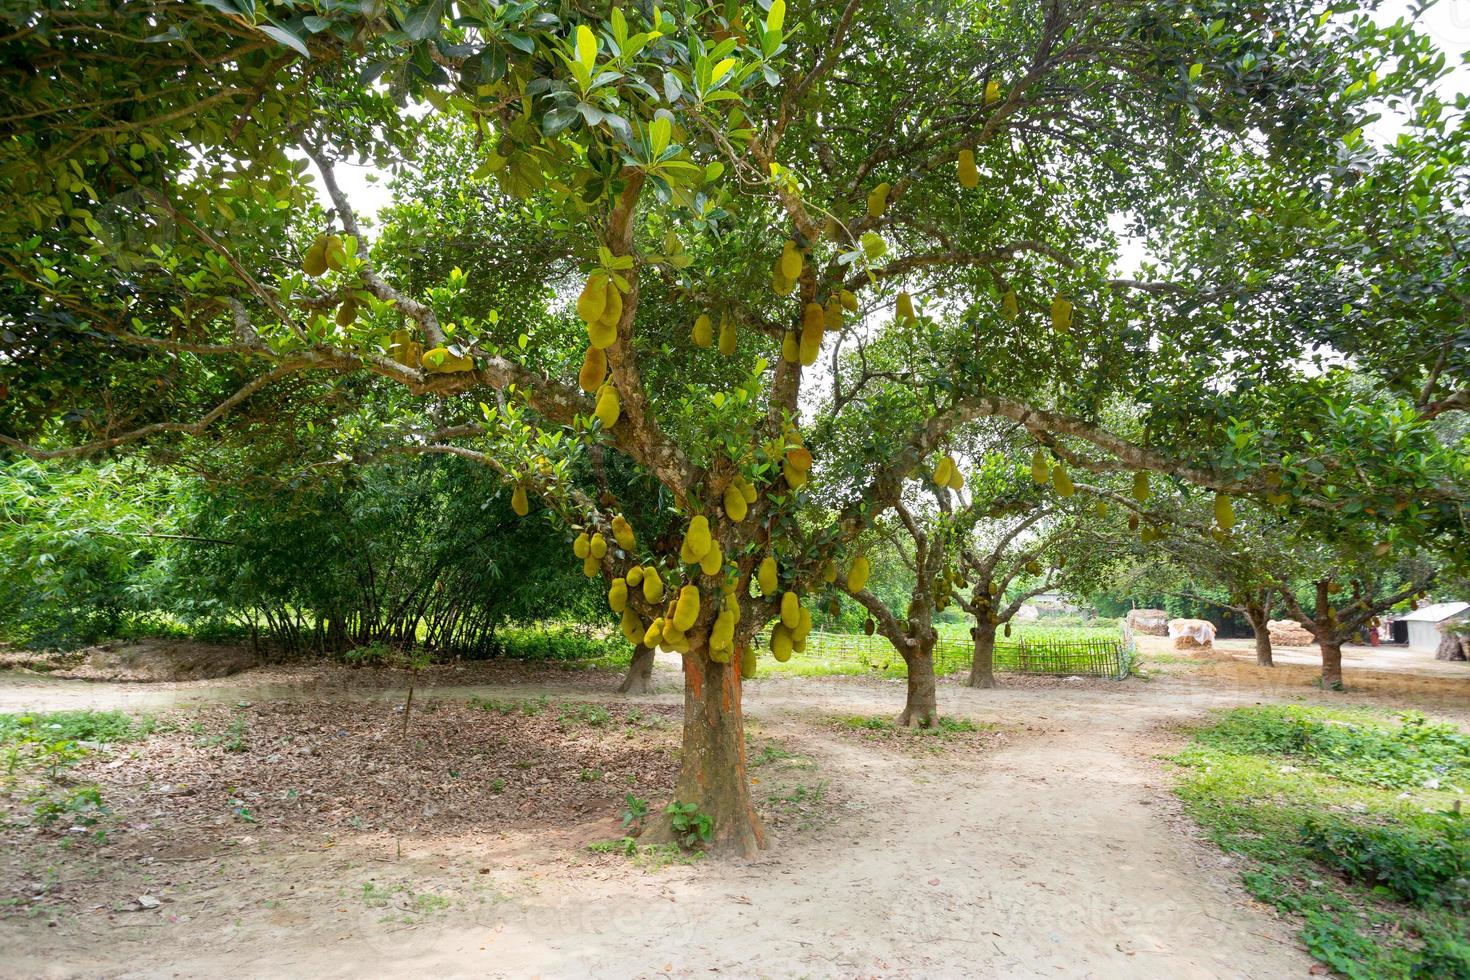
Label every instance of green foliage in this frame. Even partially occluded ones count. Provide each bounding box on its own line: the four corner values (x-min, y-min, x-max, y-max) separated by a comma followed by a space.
620, 793, 649, 833
1173, 705, 1470, 979
664, 801, 713, 850
0, 710, 155, 747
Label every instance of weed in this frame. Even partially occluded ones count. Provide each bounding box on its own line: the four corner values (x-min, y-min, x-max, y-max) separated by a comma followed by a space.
490, 778, 506, 793
620, 794, 649, 833
579, 768, 603, 782
559, 702, 610, 727
665, 801, 713, 850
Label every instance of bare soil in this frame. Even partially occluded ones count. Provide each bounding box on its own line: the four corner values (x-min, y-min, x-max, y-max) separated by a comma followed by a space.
2, 653, 1464, 979
0, 639, 264, 682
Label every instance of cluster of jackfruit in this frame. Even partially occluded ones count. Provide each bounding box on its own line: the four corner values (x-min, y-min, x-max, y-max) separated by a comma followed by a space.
302, 233, 346, 277
723, 474, 757, 521
772, 239, 802, 297
388, 329, 421, 369
932, 454, 964, 491
689, 308, 733, 355
768, 589, 812, 662
573, 528, 608, 577
781, 428, 812, 489
680, 514, 724, 576
577, 272, 623, 348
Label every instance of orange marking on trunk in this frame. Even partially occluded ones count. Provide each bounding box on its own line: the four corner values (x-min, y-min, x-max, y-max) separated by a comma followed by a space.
687, 655, 704, 700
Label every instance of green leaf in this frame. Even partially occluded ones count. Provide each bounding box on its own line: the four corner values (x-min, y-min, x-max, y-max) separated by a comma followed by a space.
649, 116, 671, 158
576, 24, 597, 74
766, 0, 785, 35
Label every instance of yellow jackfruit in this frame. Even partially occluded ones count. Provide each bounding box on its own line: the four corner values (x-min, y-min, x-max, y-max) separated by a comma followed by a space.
717, 312, 736, 356
780, 241, 803, 281
673, 584, 701, 631
794, 605, 812, 642
867, 181, 890, 219
758, 556, 777, 596
770, 624, 793, 662
824, 297, 844, 331
511, 484, 529, 516
1132, 472, 1150, 502
589, 532, 607, 559
896, 291, 915, 322
699, 540, 723, 577
323, 234, 346, 272
611, 515, 635, 551
783, 458, 808, 488
683, 515, 711, 560
577, 272, 608, 324
984, 80, 1002, 105
782, 330, 799, 363
642, 566, 664, 603
620, 607, 644, 645
626, 565, 644, 586
1052, 463, 1074, 497
578, 346, 606, 393
739, 476, 757, 504
643, 617, 664, 649
799, 303, 824, 366
957, 148, 978, 189
335, 297, 358, 327
741, 645, 758, 679
422, 347, 475, 373
1001, 290, 1019, 321
593, 384, 620, 428
710, 609, 736, 660
1214, 493, 1235, 531
772, 262, 795, 297
573, 532, 591, 559
303, 235, 328, 277
724, 484, 748, 522
847, 555, 871, 592
587, 317, 617, 350
609, 578, 628, 613
1031, 448, 1050, 484
780, 591, 799, 628
583, 554, 600, 577
692, 314, 713, 348
821, 561, 837, 584
1050, 294, 1073, 333
839, 289, 858, 313
947, 465, 964, 491
933, 455, 954, 487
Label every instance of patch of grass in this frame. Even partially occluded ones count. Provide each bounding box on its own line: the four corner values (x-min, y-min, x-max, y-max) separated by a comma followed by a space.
1171, 704, 1470, 980
752, 742, 798, 767
836, 714, 983, 736
769, 781, 827, 806
0, 710, 155, 746
559, 702, 611, 727
586, 837, 703, 870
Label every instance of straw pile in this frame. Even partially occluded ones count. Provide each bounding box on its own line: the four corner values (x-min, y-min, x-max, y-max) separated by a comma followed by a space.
1126, 608, 1169, 636
1267, 619, 1315, 647
1168, 618, 1216, 651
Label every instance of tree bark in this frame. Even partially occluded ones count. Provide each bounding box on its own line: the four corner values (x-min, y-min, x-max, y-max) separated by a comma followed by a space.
1319, 636, 1345, 690
664, 649, 766, 857
1244, 601, 1273, 667
898, 644, 939, 728
617, 643, 656, 694
969, 621, 998, 688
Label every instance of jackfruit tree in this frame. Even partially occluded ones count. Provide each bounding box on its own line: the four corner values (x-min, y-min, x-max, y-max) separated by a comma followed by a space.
3, 1, 1466, 854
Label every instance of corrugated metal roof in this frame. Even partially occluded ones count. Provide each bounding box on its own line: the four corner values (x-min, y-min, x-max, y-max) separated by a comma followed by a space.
1399, 601, 1469, 623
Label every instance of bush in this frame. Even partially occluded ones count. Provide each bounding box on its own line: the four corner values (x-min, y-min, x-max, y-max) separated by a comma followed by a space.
1302, 814, 1469, 912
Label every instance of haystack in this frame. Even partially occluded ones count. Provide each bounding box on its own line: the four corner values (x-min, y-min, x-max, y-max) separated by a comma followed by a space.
1267, 619, 1315, 647
1168, 618, 1216, 651
1126, 608, 1169, 636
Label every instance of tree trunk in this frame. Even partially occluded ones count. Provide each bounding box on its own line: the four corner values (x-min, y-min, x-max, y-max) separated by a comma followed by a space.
898, 644, 939, 728
969, 621, 998, 688
617, 643, 656, 694
1435, 633, 1468, 662
664, 649, 766, 857
1319, 636, 1345, 690
1245, 602, 1273, 667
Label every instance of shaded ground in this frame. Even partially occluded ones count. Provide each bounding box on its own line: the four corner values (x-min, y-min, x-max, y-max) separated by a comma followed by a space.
2, 652, 1465, 978
0, 639, 264, 682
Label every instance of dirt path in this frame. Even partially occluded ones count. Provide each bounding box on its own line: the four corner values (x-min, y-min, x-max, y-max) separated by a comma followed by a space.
0, 665, 1328, 979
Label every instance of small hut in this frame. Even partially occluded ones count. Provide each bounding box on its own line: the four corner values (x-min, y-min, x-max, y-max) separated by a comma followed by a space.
1399, 602, 1468, 654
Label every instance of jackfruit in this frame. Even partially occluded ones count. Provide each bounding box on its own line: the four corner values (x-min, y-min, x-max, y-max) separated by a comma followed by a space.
1001, 289, 1019, 321
794, 606, 812, 642
840, 289, 858, 312
867, 182, 890, 219
1004, 621, 1012, 638
786, 445, 813, 473
1214, 493, 1235, 531
710, 609, 736, 660
780, 330, 799, 363
780, 590, 800, 628
1131, 472, 1150, 502
699, 540, 723, 577
335, 297, 358, 327
1031, 448, 1050, 485
577, 346, 608, 393
947, 465, 964, 491
772, 263, 795, 297
1050, 294, 1073, 332
717, 312, 736, 356
303, 236, 328, 277
692, 314, 713, 348
724, 483, 748, 522
780, 241, 802, 280
957, 148, 978, 189
821, 561, 837, 584
673, 584, 701, 631
611, 515, 635, 551
626, 565, 644, 586
1052, 463, 1074, 497
620, 607, 644, 645
758, 556, 777, 596
587, 316, 617, 350
422, 347, 475, 373
1127, 513, 1140, 532
609, 577, 628, 613
323, 234, 346, 272
573, 532, 591, 559
593, 385, 620, 428
589, 532, 607, 559
643, 617, 664, 648
770, 624, 793, 662
577, 272, 608, 324
1094, 500, 1108, 518
511, 484, 529, 516
583, 554, 600, 577
739, 476, 757, 503
642, 566, 664, 603
741, 645, 758, 679
934, 455, 954, 487
864, 617, 875, 635
847, 555, 871, 592
683, 515, 712, 560
984, 80, 1001, 106
896, 291, 915, 322
799, 303, 824, 365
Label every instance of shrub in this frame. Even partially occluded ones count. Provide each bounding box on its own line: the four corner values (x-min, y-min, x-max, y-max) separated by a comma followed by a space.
1302, 814, 1469, 912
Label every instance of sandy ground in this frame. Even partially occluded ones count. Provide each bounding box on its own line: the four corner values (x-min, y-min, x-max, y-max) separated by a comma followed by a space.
2, 654, 1464, 979
1135, 633, 1470, 679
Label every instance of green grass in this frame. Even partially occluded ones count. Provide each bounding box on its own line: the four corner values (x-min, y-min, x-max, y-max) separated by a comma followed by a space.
0, 710, 156, 746
836, 714, 983, 736
1171, 705, 1470, 979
